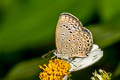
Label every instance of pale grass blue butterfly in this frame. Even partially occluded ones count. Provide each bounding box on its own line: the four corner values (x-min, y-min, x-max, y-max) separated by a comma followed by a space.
55, 12, 93, 59
54, 13, 103, 72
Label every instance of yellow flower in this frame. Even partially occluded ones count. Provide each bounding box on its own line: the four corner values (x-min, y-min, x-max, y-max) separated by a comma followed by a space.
39, 59, 71, 80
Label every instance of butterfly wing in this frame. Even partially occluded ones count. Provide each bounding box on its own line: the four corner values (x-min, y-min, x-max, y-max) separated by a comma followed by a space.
81, 27, 93, 54
69, 44, 103, 72
56, 13, 83, 54
61, 31, 93, 58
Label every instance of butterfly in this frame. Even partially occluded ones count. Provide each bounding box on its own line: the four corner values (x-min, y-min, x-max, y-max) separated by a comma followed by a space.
41, 13, 103, 73
54, 13, 103, 71
55, 12, 93, 59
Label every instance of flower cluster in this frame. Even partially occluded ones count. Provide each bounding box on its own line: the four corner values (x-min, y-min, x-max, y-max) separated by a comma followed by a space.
39, 59, 71, 80
91, 69, 112, 80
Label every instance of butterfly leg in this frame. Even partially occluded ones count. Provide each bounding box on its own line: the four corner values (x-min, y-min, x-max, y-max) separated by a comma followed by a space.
51, 55, 57, 59
67, 58, 78, 67
42, 49, 56, 58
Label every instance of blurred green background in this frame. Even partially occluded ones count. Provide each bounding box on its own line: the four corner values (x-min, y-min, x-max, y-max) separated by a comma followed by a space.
0, 0, 120, 80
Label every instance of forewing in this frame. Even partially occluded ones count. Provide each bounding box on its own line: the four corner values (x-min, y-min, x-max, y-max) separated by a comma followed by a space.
56, 13, 83, 54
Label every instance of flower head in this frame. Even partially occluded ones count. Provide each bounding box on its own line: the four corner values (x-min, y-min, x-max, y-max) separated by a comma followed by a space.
91, 69, 112, 80
39, 59, 71, 80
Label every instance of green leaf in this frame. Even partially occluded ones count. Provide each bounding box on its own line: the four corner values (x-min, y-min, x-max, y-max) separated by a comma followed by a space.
88, 24, 120, 48
4, 57, 49, 80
